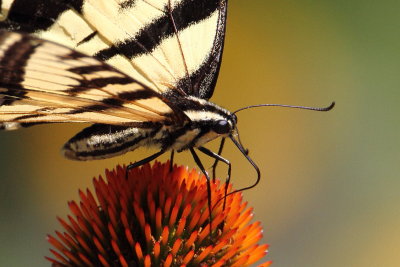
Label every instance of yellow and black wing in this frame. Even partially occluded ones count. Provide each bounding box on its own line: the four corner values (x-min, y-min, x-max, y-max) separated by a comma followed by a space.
0, 31, 184, 130
0, 0, 227, 99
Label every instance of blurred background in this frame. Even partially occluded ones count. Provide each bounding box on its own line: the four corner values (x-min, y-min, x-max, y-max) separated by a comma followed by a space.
1, 0, 399, 266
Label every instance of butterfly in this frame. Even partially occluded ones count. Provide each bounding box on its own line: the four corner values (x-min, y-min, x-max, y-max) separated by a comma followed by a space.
0, 0, 257, 189
0, 1, 334, 196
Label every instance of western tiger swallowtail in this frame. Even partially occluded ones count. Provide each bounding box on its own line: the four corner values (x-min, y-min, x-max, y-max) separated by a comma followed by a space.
0, 1, 333, 193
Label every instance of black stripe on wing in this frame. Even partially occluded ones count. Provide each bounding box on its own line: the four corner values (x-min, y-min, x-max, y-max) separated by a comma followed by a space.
65, 91, 160, 116
119, 0, 137, 10
0, 0, 83, 32
0, 32, 35, 105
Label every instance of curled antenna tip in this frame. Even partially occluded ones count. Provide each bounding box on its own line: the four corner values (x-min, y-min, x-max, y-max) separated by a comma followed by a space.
323, 101, 335, 111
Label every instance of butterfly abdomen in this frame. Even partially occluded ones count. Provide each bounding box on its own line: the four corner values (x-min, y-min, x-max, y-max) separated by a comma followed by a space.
62, 123, 162, 160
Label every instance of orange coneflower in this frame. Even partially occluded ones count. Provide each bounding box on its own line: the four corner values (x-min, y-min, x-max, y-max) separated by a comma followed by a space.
47, 162, 271, 267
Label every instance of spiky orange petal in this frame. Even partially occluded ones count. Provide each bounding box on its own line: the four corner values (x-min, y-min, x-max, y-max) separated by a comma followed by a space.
47, 162, 270, 266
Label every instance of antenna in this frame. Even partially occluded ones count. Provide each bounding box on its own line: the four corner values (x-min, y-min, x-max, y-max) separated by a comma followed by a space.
233, 101, 335, 114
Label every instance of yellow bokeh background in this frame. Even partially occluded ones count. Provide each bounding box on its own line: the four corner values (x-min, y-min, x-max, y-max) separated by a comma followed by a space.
1, 1, 399, 266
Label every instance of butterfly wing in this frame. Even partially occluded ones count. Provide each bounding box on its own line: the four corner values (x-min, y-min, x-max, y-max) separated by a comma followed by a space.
0, 0, 227, 99
0, 31, 186, 130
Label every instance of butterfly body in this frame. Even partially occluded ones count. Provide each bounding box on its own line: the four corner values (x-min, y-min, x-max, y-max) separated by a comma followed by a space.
63, 94, 235, 160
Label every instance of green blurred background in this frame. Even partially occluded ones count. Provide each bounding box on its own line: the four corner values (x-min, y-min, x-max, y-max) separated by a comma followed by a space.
1, 0, 399, 266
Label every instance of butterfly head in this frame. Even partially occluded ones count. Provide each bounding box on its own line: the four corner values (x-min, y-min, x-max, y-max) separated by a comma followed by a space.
177, 96, 238, 140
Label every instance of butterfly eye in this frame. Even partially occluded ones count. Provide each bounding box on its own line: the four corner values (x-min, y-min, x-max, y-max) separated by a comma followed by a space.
231, 114, 238, 124
214, 120, 231, 134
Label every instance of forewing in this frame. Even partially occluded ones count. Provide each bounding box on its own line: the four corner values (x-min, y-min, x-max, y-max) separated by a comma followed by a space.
0, 0, 227, 99
0, 31, 183, 130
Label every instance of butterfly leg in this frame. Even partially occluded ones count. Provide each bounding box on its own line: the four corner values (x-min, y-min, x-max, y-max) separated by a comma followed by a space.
198, 146, 231, 210
126, 150, 165, 179
190, 148, 214, 236
169, 150, 175, 172
211, 137, 226, 182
